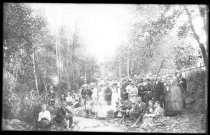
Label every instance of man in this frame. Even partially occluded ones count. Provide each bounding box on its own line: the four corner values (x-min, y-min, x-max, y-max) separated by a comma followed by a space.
177, 73, 187, 109
121, 79, 129, 101
72, 93, 82, 108
153, 78, 165, 107
34, 104, 51, 131
130, 97, 147, 127
104, 85, 112, 106
141, 101, 164, 129
137, 80, 146, 99
117, 100, 133, 123
81, 84, 91, 110
48, 86, 55, 106
55, 101, 73, 130
144, 78, 153, 106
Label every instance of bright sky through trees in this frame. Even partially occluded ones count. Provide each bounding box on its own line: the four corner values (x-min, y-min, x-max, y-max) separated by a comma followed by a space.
29, 4, 135, 63
29, 4, 206, 63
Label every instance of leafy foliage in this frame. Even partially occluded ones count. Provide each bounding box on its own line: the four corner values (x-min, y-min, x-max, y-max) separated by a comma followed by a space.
186, 70, 206, 99
174, 45, 198, 70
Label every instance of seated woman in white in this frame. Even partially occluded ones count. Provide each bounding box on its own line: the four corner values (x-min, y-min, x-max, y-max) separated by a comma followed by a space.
35, 104, 51, 130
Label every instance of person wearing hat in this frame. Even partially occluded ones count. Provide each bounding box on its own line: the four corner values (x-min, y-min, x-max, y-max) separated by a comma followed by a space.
121, 79, 130, 101
48, 85, 55, 106
104, 84, 112, 106
129, 96, 147, 126
126, 80, 138, 103
111, 82, 120, 109
153, 78, 165, 107
176, 73, 187, 109
54, 101, 73, 130
144, 77, 153, 106
137, 80, 146, 100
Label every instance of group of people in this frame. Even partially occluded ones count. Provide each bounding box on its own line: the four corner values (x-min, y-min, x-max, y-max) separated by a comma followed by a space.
34, 100, 74, 131
77, 71, 187, 127
33, 71, 187, 130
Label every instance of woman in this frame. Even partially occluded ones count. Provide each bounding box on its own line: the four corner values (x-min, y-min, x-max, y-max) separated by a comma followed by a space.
97, 84, 107, 118
126, 81, 138, 103
34, 104, 51, 131
111, 83, 120, 110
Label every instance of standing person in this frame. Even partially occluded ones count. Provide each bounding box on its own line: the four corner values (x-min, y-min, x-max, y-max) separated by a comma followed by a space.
55, 101, 73, 130
48, 86, 55, 106
111, 82, 120, 110
34, 104, 51, 131
121, 79, 129, 101
91, 83, 98, 105
104, 84, 112, 106
81, 84, 89, 110
137, 79, 144, 96
177, 73, 187, 109
144, 78, 153, 106
97, 83, 107, 118
153, 78, 165, 107
126, 81, 138, 103
61, 94, 66, 102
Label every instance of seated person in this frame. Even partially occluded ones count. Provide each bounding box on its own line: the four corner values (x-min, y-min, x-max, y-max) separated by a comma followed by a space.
129, 97, 147, 127
146, 100, 154, 114
141, 101, 164, 128
66, 92, 74, 105
113, 101, 121, 117
85, 100, 95, 117
113, 100, 133, 123
34, 104, 51, 130
73, 94, 82, 108
54, 101, 73, 130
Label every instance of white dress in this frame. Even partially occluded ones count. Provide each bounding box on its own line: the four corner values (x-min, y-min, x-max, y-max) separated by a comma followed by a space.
111, 88, 120, 111
126, 85, 138, 103
92, 88, 98, 104
97, 89, 107, 117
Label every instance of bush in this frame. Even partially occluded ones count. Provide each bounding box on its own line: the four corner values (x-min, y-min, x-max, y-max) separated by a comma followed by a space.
19, 92, 46, 125
3, 70, 22, 119
186, 70, 206, 100
3, 69, 61, 125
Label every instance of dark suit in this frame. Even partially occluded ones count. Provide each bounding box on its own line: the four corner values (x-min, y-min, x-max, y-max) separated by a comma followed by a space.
137, 84, 146, 100
144, 83, 153, 105
130, 102, 147, 121
178, 77, 187, 108
153, 81, 164, 102
55, 107, 73, 128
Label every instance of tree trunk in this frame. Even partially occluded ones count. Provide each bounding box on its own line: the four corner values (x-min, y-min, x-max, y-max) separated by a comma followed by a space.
184, 6, 208, 118
184, 6, 208, 69
119, 62, 122, 78
41, 76, 48, 102
66, 35, 71, 91
32, 53, 39, 94
131, 60, 134, 77
127, 57, 130, 78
